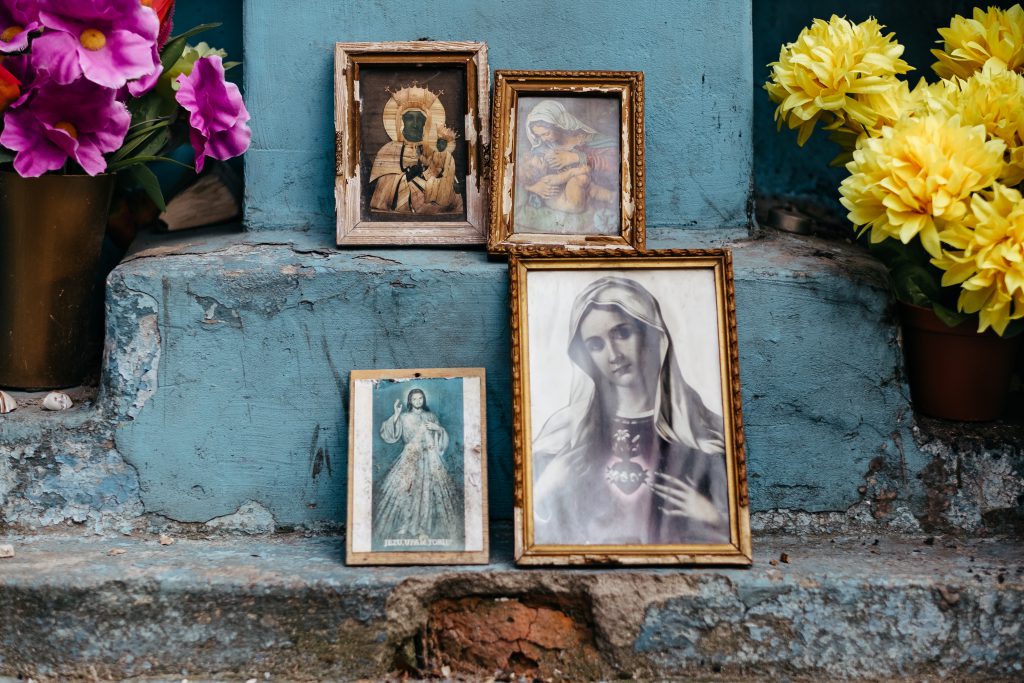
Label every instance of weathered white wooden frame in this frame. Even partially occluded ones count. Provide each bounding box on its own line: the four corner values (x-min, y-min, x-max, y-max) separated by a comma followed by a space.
334, 42, 489, 246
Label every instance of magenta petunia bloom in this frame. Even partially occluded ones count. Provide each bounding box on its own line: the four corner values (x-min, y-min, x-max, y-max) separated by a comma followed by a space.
31, 0, 159, 89
1, 75, 130, 176
126, 42, 160, 96
0, 0, 40, 53
175, 55, 250, 172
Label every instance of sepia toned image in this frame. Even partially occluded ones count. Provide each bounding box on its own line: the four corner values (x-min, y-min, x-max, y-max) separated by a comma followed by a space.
510, 253, 751, 565
514, 96, 621, 236
359, 69, 467, 220
335, 42, 489, 245
347, 368, 488, 565
488, 70, 644, 253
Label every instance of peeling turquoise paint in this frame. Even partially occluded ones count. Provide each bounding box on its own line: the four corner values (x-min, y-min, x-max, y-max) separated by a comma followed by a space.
105, 229, 929, 526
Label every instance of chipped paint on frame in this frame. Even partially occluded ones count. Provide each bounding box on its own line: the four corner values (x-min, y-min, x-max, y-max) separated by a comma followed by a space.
488, 70, 646, 254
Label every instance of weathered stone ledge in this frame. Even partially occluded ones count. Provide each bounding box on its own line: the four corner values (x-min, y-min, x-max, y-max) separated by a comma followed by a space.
0, 528, 1020, 681
3, 226, 1022, 536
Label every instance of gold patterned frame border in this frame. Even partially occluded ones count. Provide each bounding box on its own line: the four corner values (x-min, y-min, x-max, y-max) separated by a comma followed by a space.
488, 70, 646, 254
334, 42, 490, 246
509, 250, 751, 566
346, 367, 489, 566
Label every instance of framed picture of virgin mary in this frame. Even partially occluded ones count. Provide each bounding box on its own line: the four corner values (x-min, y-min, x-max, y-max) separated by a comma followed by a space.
509, 251, 751, 566
347, 368, 488, 565
488, 71, 645, 254
335, 42, 489, 245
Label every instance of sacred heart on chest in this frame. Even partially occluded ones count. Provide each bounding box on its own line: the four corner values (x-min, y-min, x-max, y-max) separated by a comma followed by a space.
605, 428, 649, 495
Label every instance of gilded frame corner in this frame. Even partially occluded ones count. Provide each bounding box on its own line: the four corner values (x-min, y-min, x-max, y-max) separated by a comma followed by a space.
509, 250, 750, 566
334, 41, 490, 246
488, 70, 646, 255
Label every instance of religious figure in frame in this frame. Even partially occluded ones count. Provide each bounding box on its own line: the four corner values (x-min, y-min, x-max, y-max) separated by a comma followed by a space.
530, 275, 729, 546
374, 386, 459, 542
368, 85, 465, 215
514, 97, 620, 235
346, 368, 488, 566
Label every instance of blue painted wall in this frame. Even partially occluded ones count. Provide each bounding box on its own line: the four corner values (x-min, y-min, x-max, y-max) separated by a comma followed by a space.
753, 1, 1003, 208
241, 0, 754, 235
173, 0, 243, 76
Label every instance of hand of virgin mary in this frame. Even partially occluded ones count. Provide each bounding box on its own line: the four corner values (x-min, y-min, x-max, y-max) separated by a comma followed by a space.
649, 471, 722, 526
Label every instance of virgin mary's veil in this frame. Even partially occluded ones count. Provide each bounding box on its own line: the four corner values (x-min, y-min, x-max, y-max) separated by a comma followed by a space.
533, 275, 725, 464
524, 100, 599, 149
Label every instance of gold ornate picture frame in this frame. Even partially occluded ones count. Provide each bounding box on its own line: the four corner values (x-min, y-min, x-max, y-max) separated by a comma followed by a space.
347, 368, 489, 566
509, 251, 750, 566
489, 70, 645, 254
334, 42, 489, 245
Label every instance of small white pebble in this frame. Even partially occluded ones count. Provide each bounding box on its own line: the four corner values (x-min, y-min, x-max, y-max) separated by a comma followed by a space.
159, 534, 174, 546
246, 679, 257, 683
108, 548, 126, 556
0, 543, 14, 558
0, 390, 16, 414
41, 391, 73, 411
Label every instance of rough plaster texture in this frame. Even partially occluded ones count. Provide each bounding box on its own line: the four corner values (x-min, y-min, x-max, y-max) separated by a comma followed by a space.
242, 0, 753, 235
0, 532, 1019, 681
0, 397, 142, 534
100, 227, 931, 528
2, 228, 1021, 535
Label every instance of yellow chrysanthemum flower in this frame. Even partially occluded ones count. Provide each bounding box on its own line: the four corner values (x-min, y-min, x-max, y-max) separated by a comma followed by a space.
942, 62, 1024, 186
932, 184, 1024, 335
932, 4, 1024, 79
765, 15, 911, 146
839, 115, 1006, 258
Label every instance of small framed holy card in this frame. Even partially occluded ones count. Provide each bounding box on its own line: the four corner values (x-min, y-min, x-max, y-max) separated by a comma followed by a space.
347, 368, 488, 565
335, 42, 490, 245
509, 250, 751, 566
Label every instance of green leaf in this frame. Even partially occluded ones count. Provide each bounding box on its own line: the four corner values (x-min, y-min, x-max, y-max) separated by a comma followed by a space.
890, 262, 942, 308
931, 302, 970, 328
160, 22, 221, 72
108, 155, 193, 173
222, 61, 241, 71
129, 116, 173, 132
0, 149, 14, 165
114, 128, 171, 163
125, 164, 166, 212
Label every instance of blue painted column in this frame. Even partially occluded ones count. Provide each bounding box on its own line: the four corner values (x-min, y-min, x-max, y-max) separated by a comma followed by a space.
242, 0, 753, 236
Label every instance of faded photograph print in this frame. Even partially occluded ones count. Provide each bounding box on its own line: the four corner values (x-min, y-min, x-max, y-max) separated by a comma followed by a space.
527, 270, 730, 547
370, 377, 465, 551
514, 96, 621, 235
348, 370, 486, 563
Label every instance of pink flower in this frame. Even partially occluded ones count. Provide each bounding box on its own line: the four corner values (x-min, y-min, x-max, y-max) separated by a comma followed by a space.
32, 0, 159, 89
175, 55, 250, 172
0, 0, 40, 53
0, 75, 129, 176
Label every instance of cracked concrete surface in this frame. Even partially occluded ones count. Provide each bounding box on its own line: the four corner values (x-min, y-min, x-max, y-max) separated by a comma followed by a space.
1, 229, 1021, 536
1, 532, 1019, 681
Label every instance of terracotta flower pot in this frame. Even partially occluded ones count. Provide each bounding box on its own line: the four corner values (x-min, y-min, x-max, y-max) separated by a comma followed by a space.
899, 303, 1021, 422
0, 172, 115, 390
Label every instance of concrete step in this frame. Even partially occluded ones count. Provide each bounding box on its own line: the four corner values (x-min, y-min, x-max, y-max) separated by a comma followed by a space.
3, 226, 1022, 536
0, 528, 1020, 681
103, 226, 921, 528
